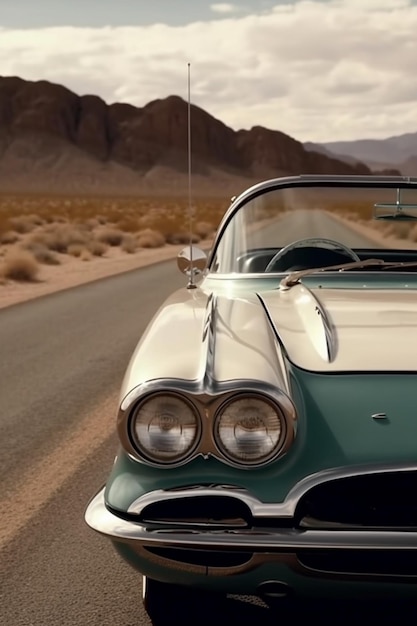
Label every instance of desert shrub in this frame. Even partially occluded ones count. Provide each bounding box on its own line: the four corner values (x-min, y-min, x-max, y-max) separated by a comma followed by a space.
84, 218, 100, 230
379, 224, 395, 238
88, 240, 108, 257
96, 228, 125, 247
165, 232, 200, 245
2, 250, 39, 282
407, 224, 417, 243
194, 221, 214, 239
136, 229, 166, 249
67, 243, 86, 258
23, 241, 60, 265
8, 215, 39, 234
121, 235, 138, 254
391, 222, 410, 239
0, 230, 19, 245
35, 224, 88, 253
44, 214, 68, 224
80, 249, 92, 261
117, 217, 140, 233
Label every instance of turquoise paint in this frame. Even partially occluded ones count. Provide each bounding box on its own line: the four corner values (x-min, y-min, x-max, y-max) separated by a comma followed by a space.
105, 368, 417, 512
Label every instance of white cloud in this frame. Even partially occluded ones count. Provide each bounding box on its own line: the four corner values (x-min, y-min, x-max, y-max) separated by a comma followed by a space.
0, 0, 416, 141
210, 3, 241, 13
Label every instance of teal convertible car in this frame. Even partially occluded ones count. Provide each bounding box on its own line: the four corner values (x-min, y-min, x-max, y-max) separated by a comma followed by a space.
86, 175, 417, 620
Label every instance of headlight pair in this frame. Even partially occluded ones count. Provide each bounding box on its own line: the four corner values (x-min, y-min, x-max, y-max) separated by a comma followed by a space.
128, 392, 289, 468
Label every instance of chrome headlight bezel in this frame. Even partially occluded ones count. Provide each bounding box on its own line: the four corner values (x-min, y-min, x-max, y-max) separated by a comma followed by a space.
213, 393, 287, 467
127, 392, 202, 466
119, 381, 297, 469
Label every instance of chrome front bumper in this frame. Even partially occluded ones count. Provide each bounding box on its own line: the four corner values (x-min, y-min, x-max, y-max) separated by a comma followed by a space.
86, 487, 417, 553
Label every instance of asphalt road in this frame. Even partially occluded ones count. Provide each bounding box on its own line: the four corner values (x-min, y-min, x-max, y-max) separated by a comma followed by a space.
262, 209, 381, 248
0, 218, 413, 626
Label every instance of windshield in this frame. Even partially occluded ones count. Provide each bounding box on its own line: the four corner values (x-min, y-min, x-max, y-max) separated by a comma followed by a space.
210, 179, 417, 274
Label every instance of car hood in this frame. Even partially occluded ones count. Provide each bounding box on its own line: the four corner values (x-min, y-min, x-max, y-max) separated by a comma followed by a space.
259, 283, 417, 372
121, 282, 417, 401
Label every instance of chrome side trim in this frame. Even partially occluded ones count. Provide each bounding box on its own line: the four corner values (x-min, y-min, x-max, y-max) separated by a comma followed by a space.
202, 292, 217, 385
305, 287, 337, 362
127, 463, 417, 518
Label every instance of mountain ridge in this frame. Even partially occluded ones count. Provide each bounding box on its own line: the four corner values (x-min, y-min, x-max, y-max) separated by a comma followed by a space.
305, 132, 417, 175
0, 75, 394, 195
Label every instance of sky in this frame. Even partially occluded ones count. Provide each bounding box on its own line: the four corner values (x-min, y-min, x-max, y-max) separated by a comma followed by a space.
0, 0, 416, 143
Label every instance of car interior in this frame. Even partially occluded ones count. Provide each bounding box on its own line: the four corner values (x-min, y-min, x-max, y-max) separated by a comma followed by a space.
237, 246, 417, 273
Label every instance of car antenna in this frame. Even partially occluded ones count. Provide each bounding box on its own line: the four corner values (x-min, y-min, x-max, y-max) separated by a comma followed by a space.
186, 62, 197, 289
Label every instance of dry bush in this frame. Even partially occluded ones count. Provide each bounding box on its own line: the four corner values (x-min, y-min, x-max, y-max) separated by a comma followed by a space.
23, 241, 60, 265
194, 221, 214, 239
96, 228, 125, 247
165, 232, 201, 245
0, 230, 19, 245
84, 218, 101, 230
391, 222, 410, 239
34, 224, 88, 253
0, 215, 10, 238
88, 240, 108, 257
136, 229, 166, 249
67, 243, 86, 258
379, 224, 395, 238
121, 235, 138, 254
8, 215, 39, 234
44, 215, 68, 224
407, 224, 417, 242
2, 250, 40, 282
339, 211, 359, 222
117, 217, 140, 233
0, 195, 227, 265
373, 220, 389, 232
80, 249, 92, 261
74, 220, 94, 233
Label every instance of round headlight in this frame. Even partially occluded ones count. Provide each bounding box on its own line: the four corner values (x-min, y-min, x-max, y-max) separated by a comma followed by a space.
214, 395, 284, 466
130, 394, 200, 464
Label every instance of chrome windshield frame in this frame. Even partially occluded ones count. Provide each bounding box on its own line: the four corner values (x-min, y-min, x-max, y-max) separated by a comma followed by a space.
207, 175, 417, 275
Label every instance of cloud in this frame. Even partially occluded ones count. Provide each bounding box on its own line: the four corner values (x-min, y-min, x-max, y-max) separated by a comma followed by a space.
0, 0, 416, 142
210, 3, 241, 13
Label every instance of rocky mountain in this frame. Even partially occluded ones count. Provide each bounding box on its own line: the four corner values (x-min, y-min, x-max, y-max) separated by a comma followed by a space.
0, 75, 374, 195
306, 132, 417, 175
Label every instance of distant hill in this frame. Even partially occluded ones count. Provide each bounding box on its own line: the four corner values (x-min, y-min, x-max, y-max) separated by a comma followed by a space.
0, 75, 373, 195
305, 133, 417, 175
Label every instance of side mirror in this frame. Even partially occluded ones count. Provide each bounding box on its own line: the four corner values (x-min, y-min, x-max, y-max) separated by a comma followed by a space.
177, 246, 207, 287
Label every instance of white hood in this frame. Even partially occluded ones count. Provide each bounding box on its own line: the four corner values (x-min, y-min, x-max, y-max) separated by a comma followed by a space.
259, 284, 417, 372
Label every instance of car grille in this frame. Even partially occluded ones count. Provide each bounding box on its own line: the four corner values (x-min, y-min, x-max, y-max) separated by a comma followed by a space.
297, 550, 417, 578
295, 470, 417, 529
140, 495, 252, 528
145, 546, 253, 568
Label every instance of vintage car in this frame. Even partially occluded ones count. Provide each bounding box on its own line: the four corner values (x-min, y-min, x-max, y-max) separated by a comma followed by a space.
85, 174, 417, 620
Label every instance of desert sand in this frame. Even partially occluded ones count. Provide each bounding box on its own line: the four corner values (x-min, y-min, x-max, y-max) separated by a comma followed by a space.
0, 243, 194, 310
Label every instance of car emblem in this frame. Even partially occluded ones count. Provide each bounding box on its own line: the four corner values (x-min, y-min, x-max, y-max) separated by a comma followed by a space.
371, 413, 388, 420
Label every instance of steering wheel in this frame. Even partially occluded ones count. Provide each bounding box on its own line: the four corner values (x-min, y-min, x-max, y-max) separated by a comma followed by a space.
265, 237, 360, 272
